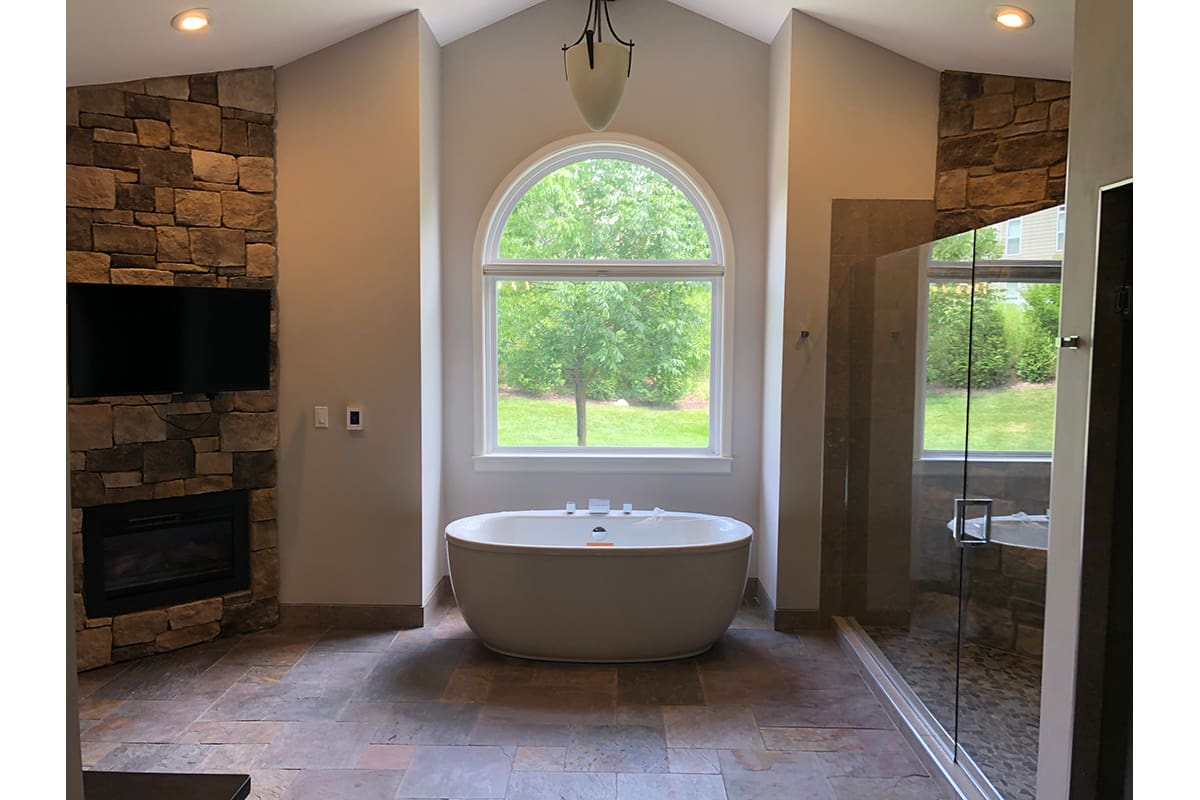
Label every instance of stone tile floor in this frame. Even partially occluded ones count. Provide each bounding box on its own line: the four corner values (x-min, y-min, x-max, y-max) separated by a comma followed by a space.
78, 601, 949, 799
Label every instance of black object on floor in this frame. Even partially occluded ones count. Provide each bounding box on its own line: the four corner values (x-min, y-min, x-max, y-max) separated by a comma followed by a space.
82, 771, 250, 800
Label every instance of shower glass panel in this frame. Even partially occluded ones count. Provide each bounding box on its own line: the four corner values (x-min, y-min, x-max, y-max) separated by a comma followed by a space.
954, 213, 1058, 800
847, 207, 1059, 800
849, 237, 969, 748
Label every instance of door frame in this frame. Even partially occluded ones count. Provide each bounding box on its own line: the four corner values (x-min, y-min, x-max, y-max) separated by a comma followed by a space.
1036, 178, 1133, 796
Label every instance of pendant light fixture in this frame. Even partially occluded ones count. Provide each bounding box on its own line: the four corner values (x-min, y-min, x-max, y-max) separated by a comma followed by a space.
562, 0, 635, 132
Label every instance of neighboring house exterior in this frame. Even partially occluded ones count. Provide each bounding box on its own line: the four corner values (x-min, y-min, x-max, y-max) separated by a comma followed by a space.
991, 204, 1066, 260
984, 205, 1065, 303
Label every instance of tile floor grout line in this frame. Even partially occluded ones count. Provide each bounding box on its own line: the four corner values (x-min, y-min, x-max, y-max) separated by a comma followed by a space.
177, 655, 250, 736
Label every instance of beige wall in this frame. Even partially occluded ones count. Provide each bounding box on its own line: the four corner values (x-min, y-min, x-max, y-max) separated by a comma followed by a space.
758, 16, 792, 605
1038, 0, 1132, 793
766, 11, 940, 612
440, 0, 768, 540
267, 2, 961, 619
418, 15, 445, 603
276, 12, 437, 606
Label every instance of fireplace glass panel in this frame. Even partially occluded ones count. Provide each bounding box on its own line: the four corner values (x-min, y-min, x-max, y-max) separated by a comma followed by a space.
83, 490, 249, 618
103, 518, 235, 595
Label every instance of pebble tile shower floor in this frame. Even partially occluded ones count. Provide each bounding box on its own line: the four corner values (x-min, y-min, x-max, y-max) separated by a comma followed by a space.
78, 602, 949, 799
864, 625, 1042, 800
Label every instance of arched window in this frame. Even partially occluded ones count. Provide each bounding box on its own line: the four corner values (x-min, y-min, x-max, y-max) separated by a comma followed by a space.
475, 137, 732, 470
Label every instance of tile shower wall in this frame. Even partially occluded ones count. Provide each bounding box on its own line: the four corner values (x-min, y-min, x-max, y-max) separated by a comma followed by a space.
67, 68, 280, 671
822, 217, 934, 623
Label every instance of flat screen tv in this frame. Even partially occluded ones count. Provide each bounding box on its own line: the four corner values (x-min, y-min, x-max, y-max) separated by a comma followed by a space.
68, 283, 271, 398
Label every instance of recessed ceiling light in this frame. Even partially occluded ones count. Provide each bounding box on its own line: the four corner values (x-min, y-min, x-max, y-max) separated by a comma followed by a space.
171, 8, 210, 32
993, 6, 1034, 29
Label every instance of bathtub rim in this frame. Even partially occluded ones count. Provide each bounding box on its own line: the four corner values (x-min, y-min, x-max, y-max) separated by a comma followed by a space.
944, 512, 1049, 551
445, 509, 753, 557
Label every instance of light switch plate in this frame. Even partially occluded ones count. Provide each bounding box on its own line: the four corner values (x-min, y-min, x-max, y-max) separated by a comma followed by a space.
314, 406, 329, 429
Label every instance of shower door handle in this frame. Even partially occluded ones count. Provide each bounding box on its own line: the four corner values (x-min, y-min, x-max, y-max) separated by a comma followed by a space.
953, 498, 993, 547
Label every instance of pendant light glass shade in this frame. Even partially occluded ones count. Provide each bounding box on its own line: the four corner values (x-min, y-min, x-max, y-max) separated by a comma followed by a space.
562, 0, 634, 132
565, 41, 629, 132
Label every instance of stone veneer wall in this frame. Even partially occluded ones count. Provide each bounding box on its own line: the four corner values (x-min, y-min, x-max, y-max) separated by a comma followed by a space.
67, 67, 280, 670
934, 70, 1070, 238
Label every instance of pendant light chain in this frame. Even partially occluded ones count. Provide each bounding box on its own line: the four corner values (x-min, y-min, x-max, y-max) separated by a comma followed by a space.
562, 0, 635, 74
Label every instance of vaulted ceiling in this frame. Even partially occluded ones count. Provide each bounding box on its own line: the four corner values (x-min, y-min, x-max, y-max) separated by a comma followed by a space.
66, 0, 1073, 87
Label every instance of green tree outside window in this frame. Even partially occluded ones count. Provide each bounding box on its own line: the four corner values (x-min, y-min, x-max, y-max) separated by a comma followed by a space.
495, 159, 715, 447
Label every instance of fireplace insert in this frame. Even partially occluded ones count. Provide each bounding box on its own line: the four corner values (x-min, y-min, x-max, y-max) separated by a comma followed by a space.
82, 490, 250, 618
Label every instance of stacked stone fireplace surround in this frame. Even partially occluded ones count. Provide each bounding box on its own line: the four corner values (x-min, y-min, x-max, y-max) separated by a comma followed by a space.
67, 67, 280, 671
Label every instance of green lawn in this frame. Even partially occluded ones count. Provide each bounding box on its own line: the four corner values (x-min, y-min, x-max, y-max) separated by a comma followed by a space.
498, 384, 1053, 452
497, 395, 709, 447
924, 383, 1056, 452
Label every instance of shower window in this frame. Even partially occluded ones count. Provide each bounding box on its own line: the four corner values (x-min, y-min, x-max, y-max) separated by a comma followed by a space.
919, 207, 1064, 457
473, 139, 733, 471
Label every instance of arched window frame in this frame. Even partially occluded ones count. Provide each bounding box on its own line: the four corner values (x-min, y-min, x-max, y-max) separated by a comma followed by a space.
472, 134, 734, 473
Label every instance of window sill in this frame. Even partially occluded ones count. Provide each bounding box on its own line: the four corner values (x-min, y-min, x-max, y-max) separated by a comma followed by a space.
473, 453, 733, 474
915, 452, 1052, 476
919, 452, 1052, 463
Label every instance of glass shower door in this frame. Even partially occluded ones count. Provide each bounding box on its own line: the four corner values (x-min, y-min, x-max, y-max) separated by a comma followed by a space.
858, 210, 1058, 800
952, 217, 1058, 800
854, 231, 976, 755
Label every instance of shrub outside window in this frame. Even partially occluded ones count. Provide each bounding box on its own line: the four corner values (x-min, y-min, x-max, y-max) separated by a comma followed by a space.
475, 139, 732, 468
920, 207, 1063, 458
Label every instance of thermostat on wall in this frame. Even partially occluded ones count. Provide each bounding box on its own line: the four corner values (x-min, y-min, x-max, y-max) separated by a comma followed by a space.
346, 404, 364, 431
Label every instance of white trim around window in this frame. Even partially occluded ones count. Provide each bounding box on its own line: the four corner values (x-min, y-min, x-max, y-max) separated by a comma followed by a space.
471, 133, 735, 473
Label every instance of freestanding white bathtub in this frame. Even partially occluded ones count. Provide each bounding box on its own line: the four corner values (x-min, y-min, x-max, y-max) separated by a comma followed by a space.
445, 509, 752, 662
